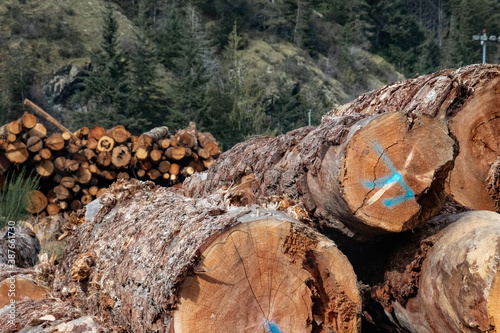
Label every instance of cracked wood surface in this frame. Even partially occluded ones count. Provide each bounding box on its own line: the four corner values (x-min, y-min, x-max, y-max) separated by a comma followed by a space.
371, 211, 500, 333
53, 179, 361, 332
328, 64, 500, 211
184, 111, 456, 236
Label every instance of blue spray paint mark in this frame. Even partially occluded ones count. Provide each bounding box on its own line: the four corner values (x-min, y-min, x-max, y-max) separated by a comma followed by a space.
265, 321, 282, 333
362, 142, 414, 207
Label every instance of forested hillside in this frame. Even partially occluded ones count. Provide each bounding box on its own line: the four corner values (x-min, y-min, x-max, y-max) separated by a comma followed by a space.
1, 0, 499, 149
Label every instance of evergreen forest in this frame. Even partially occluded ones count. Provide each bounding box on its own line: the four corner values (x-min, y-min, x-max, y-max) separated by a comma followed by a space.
1, 0, 499, 149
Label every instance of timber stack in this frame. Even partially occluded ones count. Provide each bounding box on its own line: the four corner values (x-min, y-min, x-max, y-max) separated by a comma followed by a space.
3, 64, 500, 333
0, 100, 220, 218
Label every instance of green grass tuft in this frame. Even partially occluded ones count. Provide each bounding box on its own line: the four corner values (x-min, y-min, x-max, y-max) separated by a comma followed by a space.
0, 168, 40, 228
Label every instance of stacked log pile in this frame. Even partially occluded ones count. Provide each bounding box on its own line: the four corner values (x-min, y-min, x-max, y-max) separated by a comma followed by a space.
0, 101, 220, 218
3, 64, 500, 333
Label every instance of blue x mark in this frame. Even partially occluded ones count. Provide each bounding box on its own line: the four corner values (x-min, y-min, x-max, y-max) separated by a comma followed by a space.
362, 142, 414, 207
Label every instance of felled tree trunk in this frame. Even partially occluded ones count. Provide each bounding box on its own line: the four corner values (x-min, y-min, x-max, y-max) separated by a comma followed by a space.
185, 111, 456, 236
54, 179, 362, 333
329, 64, 500, 211
370, 210, 500, 333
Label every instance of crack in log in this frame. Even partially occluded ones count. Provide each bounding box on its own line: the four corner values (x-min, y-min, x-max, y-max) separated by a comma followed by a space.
231, 236, 267, 319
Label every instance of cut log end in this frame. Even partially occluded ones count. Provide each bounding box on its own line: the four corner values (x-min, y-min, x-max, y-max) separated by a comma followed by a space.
173, 219, 361, 333
343, 113, 455, 232
380, 211, 500, 333
27, 190, 48, 214
309, 112, 456, 234
447, 77, 500, 211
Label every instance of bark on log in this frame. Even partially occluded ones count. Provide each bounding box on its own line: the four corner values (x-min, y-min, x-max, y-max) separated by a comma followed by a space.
329, 64, 500, 211
0, 227, 40, 268
370, 210, 500, 333
185, 112, 456, 236
54, 180, 362, 332
138, 126, 170, 147
198, 132, 220, 156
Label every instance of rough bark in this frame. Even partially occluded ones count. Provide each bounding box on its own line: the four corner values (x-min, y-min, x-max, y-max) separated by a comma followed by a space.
53, 179, 362, 333
185, 112, 456, 237
0, 227, 40, 268
0, 298, 103, 333
370, 210, 500, 333
328, 64, 500, 211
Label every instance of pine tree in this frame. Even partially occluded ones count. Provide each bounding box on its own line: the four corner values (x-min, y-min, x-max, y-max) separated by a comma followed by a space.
156, 3, 184, 69
128, 1, 166, 125
207, 22, 271, 149
73, 3, 148, 133
165, 6, 214, 131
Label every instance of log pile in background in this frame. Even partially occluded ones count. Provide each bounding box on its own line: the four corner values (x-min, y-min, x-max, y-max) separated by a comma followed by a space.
0, 108, 220, 219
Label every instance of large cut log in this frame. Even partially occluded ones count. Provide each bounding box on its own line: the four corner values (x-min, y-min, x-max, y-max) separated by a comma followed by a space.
370, 210, 500, 333
54, 180, 362, 332
329, 64, 500, 211
185, 112, 456, 236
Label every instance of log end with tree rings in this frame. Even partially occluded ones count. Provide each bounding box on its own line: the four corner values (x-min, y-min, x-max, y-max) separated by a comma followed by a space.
447, 77, 500, 211
36, 160, 54, 177
21, 113, 37, 129
28, 123, 47, 138
310, 112, 456, 234
26, 190, 48, 214
97, 136, 115, 152
382, 211, 500, 333
173, 218, 361, 333
46, 133, 65, 151
111, 145, 132, 168
5, 141, 29, 164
